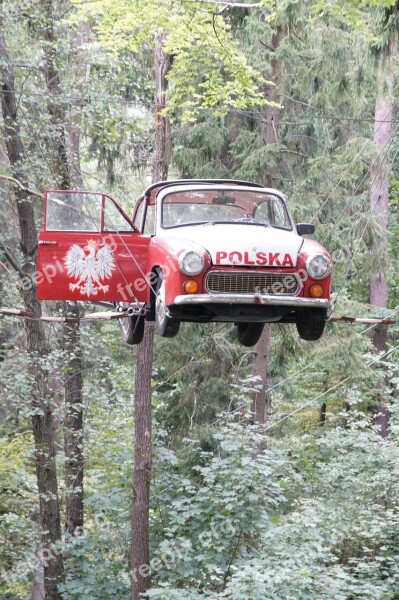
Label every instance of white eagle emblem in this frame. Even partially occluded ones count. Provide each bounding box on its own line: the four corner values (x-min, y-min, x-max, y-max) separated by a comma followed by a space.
64, 240, 116, 296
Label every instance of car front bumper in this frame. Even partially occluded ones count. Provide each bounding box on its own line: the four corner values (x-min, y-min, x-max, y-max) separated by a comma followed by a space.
173, 293, 330, 309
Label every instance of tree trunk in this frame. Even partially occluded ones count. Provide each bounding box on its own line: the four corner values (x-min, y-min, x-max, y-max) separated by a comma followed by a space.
40, 0, 85, 531
67, 21, 90, 188
64, 23, 88, 534
369, 41, 397, 438
130, 322, 154, 596
0, 24, 64, 600
152, 34, 173, 182
31, 541, 46, 600
251, 25, 284, 424
262, 24, 284, 187
40, 0, 71, 189
63, 307, 84, 534
251, 324, 271, 424
130, 34, 172, 600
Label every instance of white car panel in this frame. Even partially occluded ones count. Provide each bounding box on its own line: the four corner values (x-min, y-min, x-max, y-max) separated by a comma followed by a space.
160, 224, 303, 268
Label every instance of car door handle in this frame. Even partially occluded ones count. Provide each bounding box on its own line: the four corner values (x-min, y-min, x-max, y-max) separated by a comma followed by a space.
38, 240, 58, 245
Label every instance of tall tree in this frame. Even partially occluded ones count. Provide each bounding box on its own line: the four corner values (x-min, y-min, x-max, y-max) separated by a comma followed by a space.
252, 22, 285, 424
40, 0, 84, 531
0, 17, 64, 600
130, 34, 172, 600
369, 15, 398, 436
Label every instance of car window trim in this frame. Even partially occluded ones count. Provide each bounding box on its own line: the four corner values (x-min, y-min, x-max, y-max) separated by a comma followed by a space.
159, 188, 293, 231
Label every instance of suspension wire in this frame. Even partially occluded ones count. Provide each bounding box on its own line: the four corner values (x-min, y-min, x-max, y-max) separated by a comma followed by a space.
15, 111, 170, 317
330, 140, 399, 312
213, 300, 399, 426
264, 342, 399, 434
311, 98, 399, 224
320, 123, 399, 246
3, 86, 399, 126
14, 79, 399, 321
3, 66, 397, 421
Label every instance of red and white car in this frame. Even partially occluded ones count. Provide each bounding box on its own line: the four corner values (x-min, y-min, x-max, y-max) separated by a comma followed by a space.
36, 179, 332, 346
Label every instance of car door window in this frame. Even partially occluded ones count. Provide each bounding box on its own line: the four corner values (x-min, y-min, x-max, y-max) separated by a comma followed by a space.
270, 198, 290, 228
46, 192, 101, 231
143, 204, 155, 235
38, 190, 151, 303
133, 198, 145, 231
103, 197, 134, 232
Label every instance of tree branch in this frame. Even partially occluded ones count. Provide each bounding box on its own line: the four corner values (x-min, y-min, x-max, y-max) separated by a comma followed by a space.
223, 531, 242, 589
0, 240, 26, 277
0, 174, 44, 199
280, 149, 309, 159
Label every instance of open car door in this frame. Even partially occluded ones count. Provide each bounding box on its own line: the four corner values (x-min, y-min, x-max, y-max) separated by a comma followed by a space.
37, 190, 151, 303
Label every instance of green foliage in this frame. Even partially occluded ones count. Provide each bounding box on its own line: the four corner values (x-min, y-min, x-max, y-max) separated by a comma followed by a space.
0, 434, 38, 599
59, 533, 130, 600
153, 323, 241, 436
72, 0, 268, 122
149, 416, 298, 592
147, 399, 399, 598
1, 0, 399, 598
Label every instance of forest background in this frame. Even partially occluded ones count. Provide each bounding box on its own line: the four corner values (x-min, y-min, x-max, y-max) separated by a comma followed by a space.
1, 0, 399, 599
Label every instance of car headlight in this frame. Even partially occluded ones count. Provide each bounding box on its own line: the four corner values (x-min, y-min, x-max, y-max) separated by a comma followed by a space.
179, 251, 205, 276
306, 255, 331, 280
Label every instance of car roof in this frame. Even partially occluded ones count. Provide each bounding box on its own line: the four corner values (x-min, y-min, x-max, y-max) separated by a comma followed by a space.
139, 179, 285, 204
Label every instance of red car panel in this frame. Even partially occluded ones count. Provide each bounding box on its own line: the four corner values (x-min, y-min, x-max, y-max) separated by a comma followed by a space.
37, 190, 151, 303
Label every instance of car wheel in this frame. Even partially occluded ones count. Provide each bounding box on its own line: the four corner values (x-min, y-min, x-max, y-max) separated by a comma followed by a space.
155, 273, 180, 338
236, 323, 264, 347
295, 308, 326, 341
119, 314, 145, 345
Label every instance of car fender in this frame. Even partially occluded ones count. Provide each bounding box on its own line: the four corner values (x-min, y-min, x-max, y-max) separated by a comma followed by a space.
298, 239, 332, 298
147, 236, 210, 305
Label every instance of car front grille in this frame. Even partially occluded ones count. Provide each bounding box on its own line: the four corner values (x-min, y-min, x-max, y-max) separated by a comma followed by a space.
205, 270, 301, 296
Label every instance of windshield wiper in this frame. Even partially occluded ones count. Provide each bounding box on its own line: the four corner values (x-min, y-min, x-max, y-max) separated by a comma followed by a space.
204, 220, 269, 227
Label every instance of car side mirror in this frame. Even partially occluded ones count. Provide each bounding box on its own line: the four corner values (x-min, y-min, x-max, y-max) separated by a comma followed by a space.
296, 223, 315, 235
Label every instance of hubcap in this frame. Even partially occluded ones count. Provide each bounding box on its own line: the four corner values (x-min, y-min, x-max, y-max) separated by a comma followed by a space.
120, 317, 130, 334
155, 280, 166, 325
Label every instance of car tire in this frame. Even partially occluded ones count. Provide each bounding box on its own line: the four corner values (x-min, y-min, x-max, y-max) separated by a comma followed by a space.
295, 308, 326, 341
155, 273, 180, 338
119, 314, 145, 345
236, 322, 264, 347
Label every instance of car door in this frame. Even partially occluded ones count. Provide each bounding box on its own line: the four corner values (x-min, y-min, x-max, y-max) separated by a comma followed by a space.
37, 190, 151, 303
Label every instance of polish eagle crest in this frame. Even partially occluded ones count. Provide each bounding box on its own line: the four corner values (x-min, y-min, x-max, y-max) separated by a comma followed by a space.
64, 240, 116, 296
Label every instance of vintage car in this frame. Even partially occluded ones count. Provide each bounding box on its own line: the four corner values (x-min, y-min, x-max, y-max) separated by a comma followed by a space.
36, 179, 332, 346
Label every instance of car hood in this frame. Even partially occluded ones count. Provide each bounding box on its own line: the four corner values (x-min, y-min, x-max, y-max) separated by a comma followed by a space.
162, 224, 303, 267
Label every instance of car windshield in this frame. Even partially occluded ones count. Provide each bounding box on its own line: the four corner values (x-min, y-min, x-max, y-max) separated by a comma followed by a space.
161, 189, 292, 230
